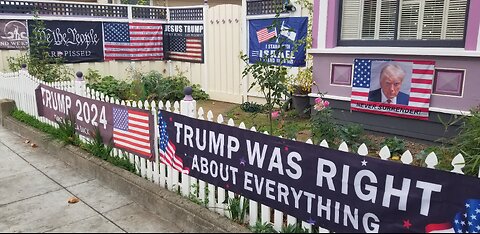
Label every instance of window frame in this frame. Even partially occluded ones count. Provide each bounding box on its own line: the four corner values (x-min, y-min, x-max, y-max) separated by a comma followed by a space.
432, 68, 466, 97
337, 0, 470, 48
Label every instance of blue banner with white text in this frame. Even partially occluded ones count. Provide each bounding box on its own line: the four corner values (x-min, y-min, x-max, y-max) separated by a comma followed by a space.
248, 17, 307, 67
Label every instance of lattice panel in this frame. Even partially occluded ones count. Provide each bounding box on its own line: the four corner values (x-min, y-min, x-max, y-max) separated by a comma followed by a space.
0, 0, 128, 18
132, 6, 167, 20
247, 0, 284, 15
170, 8, 203, 21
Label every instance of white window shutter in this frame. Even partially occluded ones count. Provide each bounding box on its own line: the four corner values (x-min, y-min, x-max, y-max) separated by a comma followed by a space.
398, 1, 421, 40
361, 0, 377, 39
378, 0, 397, 40
445, 0, 467, 40
341, 0, 362, 40
422, 0, 444, 39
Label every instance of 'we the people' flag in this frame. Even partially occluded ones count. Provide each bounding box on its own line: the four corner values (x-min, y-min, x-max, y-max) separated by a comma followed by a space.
350, 59, 435, 120
103, 22, 163, 61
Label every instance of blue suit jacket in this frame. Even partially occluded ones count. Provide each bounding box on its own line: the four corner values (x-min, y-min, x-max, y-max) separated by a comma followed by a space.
368, 89, 410, 105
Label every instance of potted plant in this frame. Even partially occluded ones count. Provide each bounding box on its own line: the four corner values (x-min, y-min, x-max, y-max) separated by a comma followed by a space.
287, 66, 313, 116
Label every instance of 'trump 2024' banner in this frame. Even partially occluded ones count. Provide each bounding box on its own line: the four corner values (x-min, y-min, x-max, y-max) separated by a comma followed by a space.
35, 84, 154, 159
159, 110, 480, 233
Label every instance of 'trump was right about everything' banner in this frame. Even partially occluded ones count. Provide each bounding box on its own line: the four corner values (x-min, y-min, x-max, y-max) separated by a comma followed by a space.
158, 110, 480, 233
350, 59, 435, 120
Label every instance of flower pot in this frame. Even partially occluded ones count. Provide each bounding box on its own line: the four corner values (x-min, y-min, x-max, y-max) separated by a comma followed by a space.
292, 94, 311, 116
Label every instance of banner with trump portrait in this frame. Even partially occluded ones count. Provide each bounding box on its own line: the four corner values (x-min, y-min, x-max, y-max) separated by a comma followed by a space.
350, 59, 435, 120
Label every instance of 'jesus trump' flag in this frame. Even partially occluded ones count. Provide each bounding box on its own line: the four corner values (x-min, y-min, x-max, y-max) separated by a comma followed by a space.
350, 59, 435, 120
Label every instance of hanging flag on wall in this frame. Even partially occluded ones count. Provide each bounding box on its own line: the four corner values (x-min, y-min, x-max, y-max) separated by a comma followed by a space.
350, 59, 435, 120
0, 19, 28, 50
27, 20, 104, 63
103, 22, 163, 61
249, 17, 308, 67
163, 24, 204, 63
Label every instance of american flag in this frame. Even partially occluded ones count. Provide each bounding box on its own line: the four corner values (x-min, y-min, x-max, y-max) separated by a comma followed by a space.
256, 27, 277, 43
350, 59, 435, 120
158, 111, 189, 174
103, 22, 163, 61
166, 36, 203, 63
426, 199, 480, 233
113, 107, 152, 158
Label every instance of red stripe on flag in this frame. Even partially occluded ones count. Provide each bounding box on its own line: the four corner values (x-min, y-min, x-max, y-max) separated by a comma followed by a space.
105, 56, 163, 60
425, 223, 452, 233
130, 22, 163, 26
128, 123, 150, 131
413, 69, 434, 75
409, 97, 431, 103
351, 91, 369, 97
410, 88, 432, 94
351, 100, 429, 112
412, 78, 433, 84
350, 107, 429, 120
114, 142, 151, 157
129, 110, 149, 116
105, 50, 163, 54
113, 131, 150, 143
114, 137, 150, 150
394, 59, 436, 65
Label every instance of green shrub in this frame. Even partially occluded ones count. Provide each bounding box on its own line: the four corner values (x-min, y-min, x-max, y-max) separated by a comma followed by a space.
280, 224, 309, 233
55, 114, 80, 146
86, 70, 209, 102
81, 128, 136, 173
381, 137, 406, 156
251, 221, 277, 233
227, 195, 249, 224
339, 124, 368, 152
240, 102, 264, 113
451, 109, 480, 175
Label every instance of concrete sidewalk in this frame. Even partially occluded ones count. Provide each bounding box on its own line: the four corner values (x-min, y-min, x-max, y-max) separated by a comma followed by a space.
0, 126, 182, 233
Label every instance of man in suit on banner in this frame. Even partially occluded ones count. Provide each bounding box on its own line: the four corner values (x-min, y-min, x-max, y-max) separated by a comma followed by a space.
369, 63, 410, 105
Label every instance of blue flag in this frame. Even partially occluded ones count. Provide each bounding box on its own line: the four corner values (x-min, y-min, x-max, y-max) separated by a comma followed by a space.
249, 17, 308, 67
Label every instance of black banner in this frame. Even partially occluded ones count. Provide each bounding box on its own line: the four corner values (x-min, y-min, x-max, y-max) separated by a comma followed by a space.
28, 20, 104, 63
0, 20, 28, 50
160, 111, 480, 233
163, 24, 204, 63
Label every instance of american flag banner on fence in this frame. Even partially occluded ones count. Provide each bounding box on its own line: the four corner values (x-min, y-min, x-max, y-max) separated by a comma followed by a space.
113, 107, 152, 159
158, 111, 190, 174
256, 27, 277, 43
165, 36, 203, 63
103, 22, 163, 61
350, 59, 435, 120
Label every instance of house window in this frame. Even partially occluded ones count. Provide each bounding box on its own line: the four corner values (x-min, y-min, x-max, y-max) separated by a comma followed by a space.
338, 0, 469, 47
330, 64, 353, 86
433, 68, 465, 96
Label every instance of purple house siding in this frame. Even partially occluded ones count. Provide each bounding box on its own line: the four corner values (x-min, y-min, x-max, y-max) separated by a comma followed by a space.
465, 0, 480, 50
312, 0, 319, 48
325, 0, 338, 48
313, 55, 480, 112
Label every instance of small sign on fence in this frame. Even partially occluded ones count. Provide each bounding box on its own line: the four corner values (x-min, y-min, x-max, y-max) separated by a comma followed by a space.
0, 19, 28, 50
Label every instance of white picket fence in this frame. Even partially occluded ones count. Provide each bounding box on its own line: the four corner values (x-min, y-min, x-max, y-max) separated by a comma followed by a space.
1, 71, 479, 233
